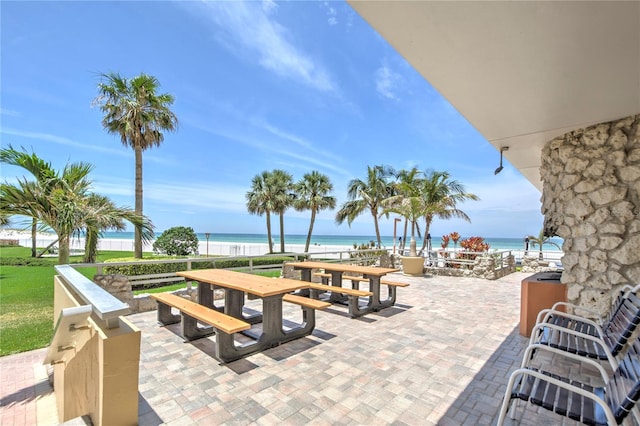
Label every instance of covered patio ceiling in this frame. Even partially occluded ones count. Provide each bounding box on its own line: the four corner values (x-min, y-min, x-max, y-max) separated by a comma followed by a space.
348, 1, 640, 191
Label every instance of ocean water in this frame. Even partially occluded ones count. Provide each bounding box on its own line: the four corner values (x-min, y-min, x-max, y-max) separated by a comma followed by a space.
101, 232, 563, 252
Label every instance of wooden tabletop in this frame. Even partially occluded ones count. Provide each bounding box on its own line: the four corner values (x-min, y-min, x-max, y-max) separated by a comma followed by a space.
176, 269, 306, 297
288, 261, 399, 276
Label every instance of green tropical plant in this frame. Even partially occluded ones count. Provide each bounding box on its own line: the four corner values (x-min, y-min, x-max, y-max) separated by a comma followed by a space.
94, 72, 178, 259
153, 226, 199, 256
270, 169, 294, 253
382, 194, 426, 257
335, 165, 395, 248
293, 171, 336, 253
246, 170, 293, 254
0, 147, 154, 264
392, 167, 423, 251
527, 229, 562, 260
246, 171, 275, 254
0, 146, 57, 257
82, 194, 146, 263
418, 170, 479, 255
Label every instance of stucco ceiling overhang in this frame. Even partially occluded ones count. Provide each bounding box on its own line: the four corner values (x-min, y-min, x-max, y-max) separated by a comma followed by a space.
348, 1, 640, 191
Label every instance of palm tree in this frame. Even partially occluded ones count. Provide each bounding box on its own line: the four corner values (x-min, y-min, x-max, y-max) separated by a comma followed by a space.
335, 165, 395, 247
293, 171, 336, 253
94, 72, 178, 258
382, 196, 426, 257
527, 229, 562, 260
246, 171, 276, 253
269, 169, 294, 253
418, 170, 479, 255
0, 145, 56, 257
0, 147, 154, 264
82, 194, 154, 263
392, 167, 423, 252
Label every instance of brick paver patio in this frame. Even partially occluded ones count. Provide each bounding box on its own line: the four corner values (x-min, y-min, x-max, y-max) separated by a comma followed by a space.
1, 272, 604, 425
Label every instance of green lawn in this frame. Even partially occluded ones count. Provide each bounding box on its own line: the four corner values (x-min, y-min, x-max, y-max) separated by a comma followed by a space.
0, 247, 141, 356
0, 247, 283, 356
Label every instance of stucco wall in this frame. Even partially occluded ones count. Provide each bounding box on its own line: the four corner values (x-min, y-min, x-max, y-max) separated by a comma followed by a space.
540, 114, 640, 314
52, 276, 140, 425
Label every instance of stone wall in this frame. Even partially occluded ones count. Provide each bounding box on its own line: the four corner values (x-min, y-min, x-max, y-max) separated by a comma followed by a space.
520, 256, 561, 273
424, 254, 516, 279
93, 274, 199, 313
540, 114, 640, 315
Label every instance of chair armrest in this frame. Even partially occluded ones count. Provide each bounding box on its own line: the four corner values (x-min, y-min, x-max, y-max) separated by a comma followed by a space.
536, 303, 604, 325
528, 322, 619, 369
504, 368, 617, 426
536, 310, 605, 335
520, 343, 613, 379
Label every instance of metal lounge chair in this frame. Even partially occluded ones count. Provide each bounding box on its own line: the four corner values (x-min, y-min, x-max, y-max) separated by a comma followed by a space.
534, 284, 640, 330
527, 290, 640, 370
497, 336, 640, 425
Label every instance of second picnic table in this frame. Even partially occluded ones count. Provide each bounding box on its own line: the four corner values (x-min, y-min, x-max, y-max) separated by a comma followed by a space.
287, 261, 401, 316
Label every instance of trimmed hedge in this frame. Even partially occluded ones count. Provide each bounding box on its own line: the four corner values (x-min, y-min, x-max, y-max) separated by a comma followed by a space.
102, 256, 297, 276
0, 257, 54, 267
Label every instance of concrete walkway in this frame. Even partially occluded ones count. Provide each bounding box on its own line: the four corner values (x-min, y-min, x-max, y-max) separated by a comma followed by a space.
1, 272, 595, 425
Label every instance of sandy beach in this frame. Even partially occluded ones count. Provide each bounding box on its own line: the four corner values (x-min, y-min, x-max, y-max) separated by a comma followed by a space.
0, 228, 563, 264
0, 229, 354, 257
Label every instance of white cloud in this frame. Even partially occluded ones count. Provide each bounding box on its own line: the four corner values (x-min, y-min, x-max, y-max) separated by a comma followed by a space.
1, 127, 128, 157
463, 171, 542, 213
186, 114, 352, 179
262, 0, 278, 14
1, 127, 175, 165
194, 1, 336, 93
93, 175, 248, 213
375, 65, 402, 100
0, 108, 21, 117
323, 2, 338, 26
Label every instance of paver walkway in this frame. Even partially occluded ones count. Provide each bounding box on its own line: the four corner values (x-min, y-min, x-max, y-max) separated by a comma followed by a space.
2, 272, 607, 425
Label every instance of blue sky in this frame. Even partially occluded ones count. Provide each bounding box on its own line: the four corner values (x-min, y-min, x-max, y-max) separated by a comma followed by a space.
1, 1, 544, 238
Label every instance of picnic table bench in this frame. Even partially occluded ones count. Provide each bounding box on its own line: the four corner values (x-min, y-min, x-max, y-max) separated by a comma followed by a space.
151, 293, 251, 350
169, 269, 330, 362
291, 261, 402, 317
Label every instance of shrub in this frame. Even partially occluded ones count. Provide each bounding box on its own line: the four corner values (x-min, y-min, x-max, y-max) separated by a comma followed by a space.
350, 241, 386, 266
153, 226, 199, 256
102, 256, 297, 276
456, 236, 490, 269
0, 256, 53, 267
460, 236, 490, 252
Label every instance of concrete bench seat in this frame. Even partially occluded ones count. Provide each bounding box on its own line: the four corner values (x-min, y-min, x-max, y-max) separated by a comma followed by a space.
380, 279, 410, 288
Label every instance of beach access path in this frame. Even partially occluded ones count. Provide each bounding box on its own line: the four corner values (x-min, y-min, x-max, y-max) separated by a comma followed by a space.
1, 272, 589, 425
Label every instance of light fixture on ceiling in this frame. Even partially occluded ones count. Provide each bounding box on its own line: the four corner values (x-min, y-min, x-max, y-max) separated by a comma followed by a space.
494, 146, 509, 175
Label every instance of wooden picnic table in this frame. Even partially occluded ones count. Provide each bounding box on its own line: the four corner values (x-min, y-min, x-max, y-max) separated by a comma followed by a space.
287, 261, 400, 316
176, 269, 322, 362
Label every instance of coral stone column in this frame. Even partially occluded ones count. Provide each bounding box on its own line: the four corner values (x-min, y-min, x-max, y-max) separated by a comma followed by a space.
540, 115, 639, 314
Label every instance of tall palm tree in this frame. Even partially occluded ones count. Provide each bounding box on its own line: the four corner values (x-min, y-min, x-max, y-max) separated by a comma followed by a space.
94, 72, 178, 258
293, 171, 336, 253
335, 165, 395, 247
246, 171, 276, 253
269, 169, 294, 253
0, 145, 56, 257
0, 147, 154, 264
418, 170, 479, 255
